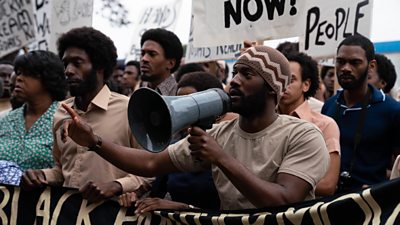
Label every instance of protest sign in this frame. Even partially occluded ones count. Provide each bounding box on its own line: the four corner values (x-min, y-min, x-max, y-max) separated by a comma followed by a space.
126, 0, 184, 61
192, 0, 373, 58
0, 0, 37, 57
185, 15, 242, 63
0, 178, 400, 224
299, 0, 373, 58
192, 0, 307, 47
28, 0, 51, 51
48, 0, 93, 52
28, 0, 94, 53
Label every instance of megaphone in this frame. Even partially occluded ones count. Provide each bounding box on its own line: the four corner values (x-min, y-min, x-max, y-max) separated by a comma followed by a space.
128, 88, 231, 152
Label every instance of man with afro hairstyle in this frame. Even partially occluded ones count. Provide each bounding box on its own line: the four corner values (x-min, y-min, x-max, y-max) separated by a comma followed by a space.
140, 28, 183, 96
22, 27, 152, 203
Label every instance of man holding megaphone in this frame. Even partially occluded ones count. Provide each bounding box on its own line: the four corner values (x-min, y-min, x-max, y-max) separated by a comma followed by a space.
58, 46, 329, 212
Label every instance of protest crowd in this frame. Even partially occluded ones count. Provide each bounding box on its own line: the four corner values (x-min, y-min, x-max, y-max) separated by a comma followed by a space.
0, 1, 399, 224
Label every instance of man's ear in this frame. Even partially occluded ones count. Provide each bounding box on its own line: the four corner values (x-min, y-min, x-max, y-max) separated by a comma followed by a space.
302, 79, 311, 93
167, 59, 176, 71
96, 68, 105, 81
380, 79, 387, 89
368, 59, 377, 73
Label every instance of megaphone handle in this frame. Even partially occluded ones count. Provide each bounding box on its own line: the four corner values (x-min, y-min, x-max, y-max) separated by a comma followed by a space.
194, 117, 215, 130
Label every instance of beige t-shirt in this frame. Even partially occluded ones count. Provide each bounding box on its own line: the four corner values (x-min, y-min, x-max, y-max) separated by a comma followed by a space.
168, 115, 329, 210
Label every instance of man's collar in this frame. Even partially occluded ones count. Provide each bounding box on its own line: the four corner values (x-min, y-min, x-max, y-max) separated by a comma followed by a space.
336, 84, 385, 106
156, 75, 177, 95
291, 101, 313, 121
89, 85, 111, 111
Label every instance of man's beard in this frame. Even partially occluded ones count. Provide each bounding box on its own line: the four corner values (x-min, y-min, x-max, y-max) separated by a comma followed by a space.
338, 67, 368, 90
231, 85, 268, 117
140, 73, 157, 82
69, 69, 98, 97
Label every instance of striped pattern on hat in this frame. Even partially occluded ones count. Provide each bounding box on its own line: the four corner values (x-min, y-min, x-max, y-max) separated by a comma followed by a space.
235, 46, 291, 103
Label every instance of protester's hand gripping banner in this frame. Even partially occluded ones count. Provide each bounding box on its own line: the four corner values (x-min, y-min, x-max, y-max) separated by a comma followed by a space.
0, 178, 399, 224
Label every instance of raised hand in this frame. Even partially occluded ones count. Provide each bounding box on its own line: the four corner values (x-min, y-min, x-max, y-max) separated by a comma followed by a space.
61, 103, 97, 148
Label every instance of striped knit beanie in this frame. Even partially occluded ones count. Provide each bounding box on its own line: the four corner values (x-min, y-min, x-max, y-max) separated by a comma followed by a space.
235, 46, 291, 103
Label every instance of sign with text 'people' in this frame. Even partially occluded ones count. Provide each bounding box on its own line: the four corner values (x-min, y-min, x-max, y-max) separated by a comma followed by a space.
0, 0, 36, 57
299, 0, 373, 58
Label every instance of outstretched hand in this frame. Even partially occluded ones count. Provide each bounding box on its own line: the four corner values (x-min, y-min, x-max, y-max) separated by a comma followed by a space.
61, 103, 97, 148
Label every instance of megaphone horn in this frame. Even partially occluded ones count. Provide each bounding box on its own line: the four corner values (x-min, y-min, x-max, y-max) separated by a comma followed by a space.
128, 88, 231, 152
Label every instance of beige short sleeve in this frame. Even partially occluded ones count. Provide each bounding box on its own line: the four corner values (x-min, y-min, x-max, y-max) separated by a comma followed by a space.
278, 123, 330, 189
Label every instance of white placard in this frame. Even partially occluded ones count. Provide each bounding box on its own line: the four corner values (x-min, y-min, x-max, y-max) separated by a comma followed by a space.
185, 15, 243, 63
192, 0, 307, 47
126, 0, 184, 61
28, 0, 51, 51
191, 0, 373, 58
49, 0, 93, 52
300, 0, 373, 58
0, 0, 37, 57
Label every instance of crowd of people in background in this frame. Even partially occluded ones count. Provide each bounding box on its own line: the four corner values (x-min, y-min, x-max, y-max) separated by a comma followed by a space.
0, 26, 399, 214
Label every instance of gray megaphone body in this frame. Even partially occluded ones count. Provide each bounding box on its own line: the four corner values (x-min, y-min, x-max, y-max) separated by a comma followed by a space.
127, 88, 231, 152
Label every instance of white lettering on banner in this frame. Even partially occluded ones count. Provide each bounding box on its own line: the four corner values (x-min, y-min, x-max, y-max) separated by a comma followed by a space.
76, 199, 104, 224
0, 186, 10, 225
0, 184, 398, 224
35, 187, 51, 225
0, 0, 36, 57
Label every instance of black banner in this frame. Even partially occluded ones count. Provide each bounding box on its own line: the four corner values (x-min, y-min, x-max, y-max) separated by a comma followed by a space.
1, 178, 400, 224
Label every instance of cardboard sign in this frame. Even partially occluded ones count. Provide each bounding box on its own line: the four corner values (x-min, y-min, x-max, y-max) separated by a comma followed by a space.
185, 15, 243, 63
191, 0, 373, 58
48, 0, 93, 52
192, 0, 307, 47
0, 0, 37, 57
126, 0, 184, 61
300, 0, 373, 58
28, 0, 51, 51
